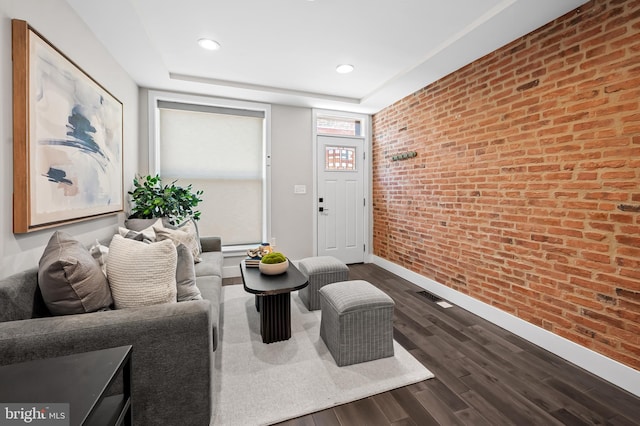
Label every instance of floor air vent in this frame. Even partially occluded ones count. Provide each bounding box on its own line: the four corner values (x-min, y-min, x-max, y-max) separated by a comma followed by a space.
417, 290, 453, 308
417, 290, 442, 303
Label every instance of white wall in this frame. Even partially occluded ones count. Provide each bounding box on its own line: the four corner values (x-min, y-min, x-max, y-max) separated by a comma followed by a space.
0, 0, 139, 278
270, 105, 314, 259
220, 104, 314, 276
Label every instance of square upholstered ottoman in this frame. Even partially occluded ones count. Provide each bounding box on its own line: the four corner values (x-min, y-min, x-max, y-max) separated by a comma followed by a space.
319, 280, 395, 366
297, 256, 349, 311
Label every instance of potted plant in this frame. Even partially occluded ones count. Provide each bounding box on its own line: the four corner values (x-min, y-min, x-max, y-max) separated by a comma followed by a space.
259, 252, 289, 275
127, 174, 203, 225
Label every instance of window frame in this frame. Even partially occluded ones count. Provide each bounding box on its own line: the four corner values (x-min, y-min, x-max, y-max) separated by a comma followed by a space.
147, 90, 271, 252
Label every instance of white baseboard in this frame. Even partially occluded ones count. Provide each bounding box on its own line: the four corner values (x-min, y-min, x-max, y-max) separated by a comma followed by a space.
222, 265, 241, 279
372, 255, 640, 397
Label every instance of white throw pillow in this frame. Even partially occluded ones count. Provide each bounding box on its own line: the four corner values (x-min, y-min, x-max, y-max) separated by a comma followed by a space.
107, 235, 177, 309
89, 239, 109, 277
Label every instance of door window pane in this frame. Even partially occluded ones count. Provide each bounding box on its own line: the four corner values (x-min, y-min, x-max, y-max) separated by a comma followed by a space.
325, 146, 356, 171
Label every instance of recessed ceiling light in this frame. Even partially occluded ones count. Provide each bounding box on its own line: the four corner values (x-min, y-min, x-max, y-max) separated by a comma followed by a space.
336, 64, 354, 74
198, 38, 221, 51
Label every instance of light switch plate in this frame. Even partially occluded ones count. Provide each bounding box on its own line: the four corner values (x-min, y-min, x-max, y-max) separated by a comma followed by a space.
294, 185, 306, 194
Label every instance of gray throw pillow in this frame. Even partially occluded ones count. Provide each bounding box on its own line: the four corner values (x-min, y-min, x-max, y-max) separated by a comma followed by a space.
118, 227, 154, 243
176, 244, 202, 301
119, 218, 162, 242
38, 231, 113, 315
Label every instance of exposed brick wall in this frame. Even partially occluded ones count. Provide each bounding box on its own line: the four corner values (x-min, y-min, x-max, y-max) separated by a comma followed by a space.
372, 0, 640, 370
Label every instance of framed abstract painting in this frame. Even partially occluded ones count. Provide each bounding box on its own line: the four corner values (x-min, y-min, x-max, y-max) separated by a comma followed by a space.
12, 20, 123, 233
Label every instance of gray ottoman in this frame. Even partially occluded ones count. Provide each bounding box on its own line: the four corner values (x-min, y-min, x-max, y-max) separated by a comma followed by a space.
319, 280, 395, 366
297, 256, 349, 311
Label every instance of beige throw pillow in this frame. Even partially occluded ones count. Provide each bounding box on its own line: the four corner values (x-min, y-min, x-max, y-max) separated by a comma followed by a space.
174, 219, 202, 254
107, 235, 177, 309
154, 221, 202, 263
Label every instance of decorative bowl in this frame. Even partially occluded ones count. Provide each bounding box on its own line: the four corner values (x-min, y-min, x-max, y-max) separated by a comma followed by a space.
259, 259, 289, 275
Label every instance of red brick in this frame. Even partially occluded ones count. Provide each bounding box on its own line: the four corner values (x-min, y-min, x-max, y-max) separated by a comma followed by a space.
372, 0, 640, 370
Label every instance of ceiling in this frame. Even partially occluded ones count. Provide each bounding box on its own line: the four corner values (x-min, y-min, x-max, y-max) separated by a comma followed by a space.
66, 0, 587, 114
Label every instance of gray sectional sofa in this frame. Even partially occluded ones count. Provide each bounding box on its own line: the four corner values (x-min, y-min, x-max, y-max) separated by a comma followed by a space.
0, 231, 223, 425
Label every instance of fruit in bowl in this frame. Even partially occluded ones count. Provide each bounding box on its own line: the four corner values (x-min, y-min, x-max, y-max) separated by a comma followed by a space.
259, 252, 289, 275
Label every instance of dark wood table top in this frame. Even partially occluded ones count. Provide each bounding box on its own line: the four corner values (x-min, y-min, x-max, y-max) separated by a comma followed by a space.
0, 345, 131, 425
240, 260, 308, 296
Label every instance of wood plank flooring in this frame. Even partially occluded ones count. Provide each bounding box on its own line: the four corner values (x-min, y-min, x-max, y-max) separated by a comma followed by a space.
223, 263, 640, 425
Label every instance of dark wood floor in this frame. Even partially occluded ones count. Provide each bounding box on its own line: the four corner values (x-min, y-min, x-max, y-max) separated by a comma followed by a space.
224, 263, 640, 425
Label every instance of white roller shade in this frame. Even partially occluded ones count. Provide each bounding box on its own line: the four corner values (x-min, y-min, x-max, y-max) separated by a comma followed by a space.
158, 106, 265, 245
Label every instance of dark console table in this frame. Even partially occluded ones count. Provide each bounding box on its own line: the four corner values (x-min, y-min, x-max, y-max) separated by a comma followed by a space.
0, 345, 132, 426
240, 260, 308, 343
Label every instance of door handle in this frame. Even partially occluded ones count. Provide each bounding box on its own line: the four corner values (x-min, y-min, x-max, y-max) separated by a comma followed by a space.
319, 207, 330, 213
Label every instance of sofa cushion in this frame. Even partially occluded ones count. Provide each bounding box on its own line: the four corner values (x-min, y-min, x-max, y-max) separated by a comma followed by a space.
38, 231, 113, 316
107, 235, 177, 309
194, 251, 224, 278
176, 244, 202, 301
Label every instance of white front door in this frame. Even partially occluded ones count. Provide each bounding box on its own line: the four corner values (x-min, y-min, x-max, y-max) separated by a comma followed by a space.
317, 136, 365, 264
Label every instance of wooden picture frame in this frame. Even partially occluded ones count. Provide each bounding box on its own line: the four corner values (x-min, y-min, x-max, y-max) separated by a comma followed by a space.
12, 20, 123, 233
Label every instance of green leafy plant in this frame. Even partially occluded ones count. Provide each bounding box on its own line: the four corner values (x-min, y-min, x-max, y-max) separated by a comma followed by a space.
128, 174, 203, 225
260, 252, 287, 264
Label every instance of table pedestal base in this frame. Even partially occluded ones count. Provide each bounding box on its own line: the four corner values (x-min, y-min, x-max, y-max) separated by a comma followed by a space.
255, 293, 291, 343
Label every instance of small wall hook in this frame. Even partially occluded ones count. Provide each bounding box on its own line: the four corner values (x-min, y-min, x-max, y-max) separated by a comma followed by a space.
391, 151, 417, 161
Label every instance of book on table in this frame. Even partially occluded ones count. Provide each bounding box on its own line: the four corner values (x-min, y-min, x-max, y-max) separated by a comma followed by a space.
245, 258, 260, 268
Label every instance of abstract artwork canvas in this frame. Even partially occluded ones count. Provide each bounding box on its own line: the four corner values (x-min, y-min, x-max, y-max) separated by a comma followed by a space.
12, 20, 123, 233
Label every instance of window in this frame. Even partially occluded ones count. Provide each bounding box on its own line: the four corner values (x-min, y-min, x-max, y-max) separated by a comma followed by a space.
316, 116, 363, 137
149, 92, 270, 248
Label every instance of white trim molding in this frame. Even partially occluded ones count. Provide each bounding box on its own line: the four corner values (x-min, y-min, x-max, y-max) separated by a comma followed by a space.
372, 255, 640, 398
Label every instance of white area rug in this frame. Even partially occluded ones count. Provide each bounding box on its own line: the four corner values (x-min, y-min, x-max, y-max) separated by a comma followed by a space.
211, 285, 434, 425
